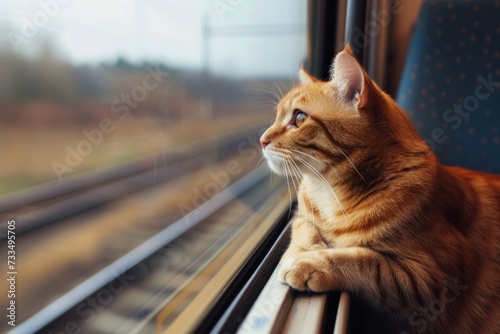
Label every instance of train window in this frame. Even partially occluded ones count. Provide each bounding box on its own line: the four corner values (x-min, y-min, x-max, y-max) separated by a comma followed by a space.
9, 0, 497, 332
0, 0, 306, 332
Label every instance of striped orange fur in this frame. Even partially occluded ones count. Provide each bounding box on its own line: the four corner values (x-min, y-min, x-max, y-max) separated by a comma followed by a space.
261, 45, 500, 333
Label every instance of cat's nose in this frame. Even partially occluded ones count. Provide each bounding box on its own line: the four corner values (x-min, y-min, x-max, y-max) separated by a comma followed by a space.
260, 134, 270, 149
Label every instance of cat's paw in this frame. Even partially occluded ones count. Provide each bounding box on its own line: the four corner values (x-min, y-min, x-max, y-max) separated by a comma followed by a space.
278, 252, 334, 292
278, 257, 297, 283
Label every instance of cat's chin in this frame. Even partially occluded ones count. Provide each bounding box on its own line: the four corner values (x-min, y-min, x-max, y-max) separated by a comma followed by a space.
262, 150, 286, 175
266, 161, 285, 175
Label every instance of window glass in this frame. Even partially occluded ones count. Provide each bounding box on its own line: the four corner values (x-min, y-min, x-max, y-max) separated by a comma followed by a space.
0, 0, 306, 329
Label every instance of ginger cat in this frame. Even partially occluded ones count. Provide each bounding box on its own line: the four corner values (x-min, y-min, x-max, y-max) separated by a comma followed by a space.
260, 45, 500, 333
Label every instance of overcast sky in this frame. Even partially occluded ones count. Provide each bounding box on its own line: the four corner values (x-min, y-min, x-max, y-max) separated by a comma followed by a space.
0, 0, 307, 77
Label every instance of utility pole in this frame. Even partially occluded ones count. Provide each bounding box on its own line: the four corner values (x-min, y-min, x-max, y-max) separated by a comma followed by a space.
201, 14, 213, 119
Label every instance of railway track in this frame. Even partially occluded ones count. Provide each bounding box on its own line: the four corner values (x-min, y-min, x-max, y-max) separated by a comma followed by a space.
10, 167, 291, 334
0, 123, 274, 331
0, 125, 263, 238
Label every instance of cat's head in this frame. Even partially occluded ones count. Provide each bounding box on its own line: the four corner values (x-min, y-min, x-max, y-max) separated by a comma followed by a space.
260, 45, 429, 178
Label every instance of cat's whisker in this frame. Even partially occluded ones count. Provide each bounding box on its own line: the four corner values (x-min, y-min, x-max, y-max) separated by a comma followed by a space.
255, 154, 267, 169
272, 80, 285, 99
287, 158, 302, 202
286, 159, 302, 222
249, 102, 275, 109
269, 149, 301, 209
249, 91, 279, 106
250, 97, 279, 106
288, 73, 297, 88
336, 148, 366, 183
282, 159, 294, 219
290, 149, 331, 169
294, 155, 349, 223
251, 82, 282, 102
257, 80, 283, 97
249, 99, 276, 106
256, 157, 265, 168
284, 158, 297, 191
292, 159, 328, 231
280, 79, 292, 93
289, 159, 318, 232
291, 166, 315, 233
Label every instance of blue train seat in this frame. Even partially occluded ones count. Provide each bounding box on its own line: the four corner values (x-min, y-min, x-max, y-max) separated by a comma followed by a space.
397, 0, 500, 172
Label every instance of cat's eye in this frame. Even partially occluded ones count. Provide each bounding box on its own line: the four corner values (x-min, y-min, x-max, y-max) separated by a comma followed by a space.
293, 110, 308, 128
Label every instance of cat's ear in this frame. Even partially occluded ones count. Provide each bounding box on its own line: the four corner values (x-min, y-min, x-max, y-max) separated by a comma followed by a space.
299, 65, 320, 86
330, 45, 366, 107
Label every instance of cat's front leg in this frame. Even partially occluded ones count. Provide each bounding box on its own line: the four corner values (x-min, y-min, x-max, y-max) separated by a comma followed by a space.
280, 247, 438, 308
278, 214, 328, 283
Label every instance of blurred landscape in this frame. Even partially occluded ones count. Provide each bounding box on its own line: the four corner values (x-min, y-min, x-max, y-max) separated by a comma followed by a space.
0, 41, 297, 327
0, 0, 310, 330
0, 45, 287, 196
0, 1, 307, 329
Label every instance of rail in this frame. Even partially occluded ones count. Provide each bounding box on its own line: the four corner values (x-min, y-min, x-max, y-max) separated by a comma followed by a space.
0, 124, 264, 238
10, 167, 286, 333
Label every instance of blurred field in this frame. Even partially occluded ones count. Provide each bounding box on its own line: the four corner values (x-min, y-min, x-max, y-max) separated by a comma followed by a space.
0, 112, 271, 196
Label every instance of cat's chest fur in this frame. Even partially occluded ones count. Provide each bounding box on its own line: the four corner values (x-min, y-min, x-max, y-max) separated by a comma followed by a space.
301, 175, 367, 248
302, 175, 340, 221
